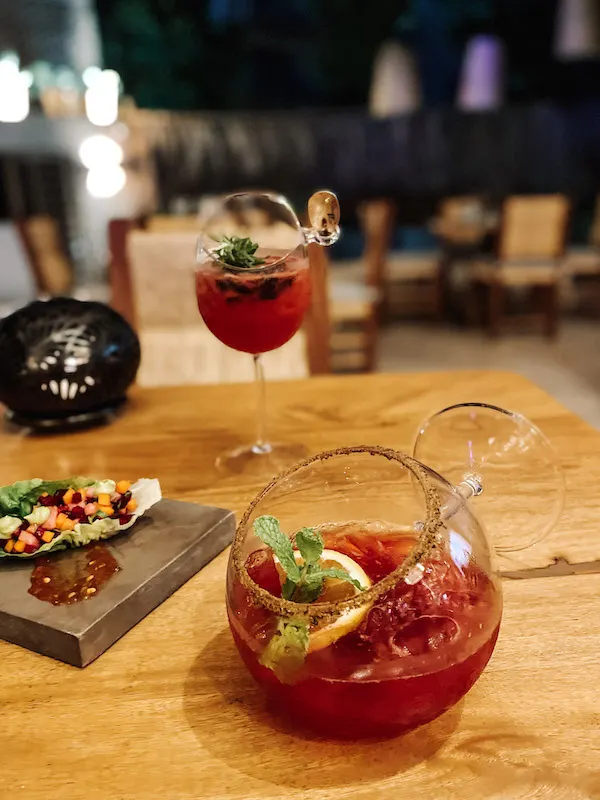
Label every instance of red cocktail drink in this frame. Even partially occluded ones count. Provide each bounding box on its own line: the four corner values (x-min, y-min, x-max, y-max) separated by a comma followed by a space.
195, 190, 339, 473
195, 256, 311, 354
228, 523, 502, 738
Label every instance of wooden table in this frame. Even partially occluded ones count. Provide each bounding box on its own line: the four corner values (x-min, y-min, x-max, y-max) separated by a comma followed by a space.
1, 371, 599, 800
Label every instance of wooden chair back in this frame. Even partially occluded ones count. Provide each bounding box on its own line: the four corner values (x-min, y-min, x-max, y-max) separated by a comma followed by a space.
303, 242, 332, 374
498, 195, 570, 261
126, 230, 199, 329
146, 215, 201, 233
436, 196, 485, 245
439, 196, 482, 223
108, 218, 145, 327
302, 199, 396, 374
18, 215, 73, 295
590, 196, 600, 248
359, 198, 397, 288
110, 224, 309, 386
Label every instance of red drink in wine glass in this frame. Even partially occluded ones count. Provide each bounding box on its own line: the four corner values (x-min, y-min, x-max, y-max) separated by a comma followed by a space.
195, 255, 311, 355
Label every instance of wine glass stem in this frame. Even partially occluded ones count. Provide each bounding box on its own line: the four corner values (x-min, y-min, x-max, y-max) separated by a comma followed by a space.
251, 354, 272, 456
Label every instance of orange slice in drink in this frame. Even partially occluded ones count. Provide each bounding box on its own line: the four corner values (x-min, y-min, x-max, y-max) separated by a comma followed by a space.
274, 549, 372, 653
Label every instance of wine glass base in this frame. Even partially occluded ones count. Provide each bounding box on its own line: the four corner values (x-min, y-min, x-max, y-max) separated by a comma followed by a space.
216, 442, 309, 477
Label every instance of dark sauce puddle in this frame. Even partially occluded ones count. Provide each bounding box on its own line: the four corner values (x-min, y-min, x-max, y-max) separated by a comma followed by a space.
28, 544, 120, 606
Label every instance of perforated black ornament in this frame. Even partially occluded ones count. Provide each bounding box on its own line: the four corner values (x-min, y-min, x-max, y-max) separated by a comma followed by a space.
0, 299, 140, 428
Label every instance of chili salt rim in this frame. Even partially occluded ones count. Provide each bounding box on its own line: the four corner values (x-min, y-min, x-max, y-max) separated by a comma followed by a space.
232, 445, 443, 626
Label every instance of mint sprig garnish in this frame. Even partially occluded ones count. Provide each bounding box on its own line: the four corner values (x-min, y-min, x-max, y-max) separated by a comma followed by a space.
253, 514, 365, 681
214, 235, 265, 268
253, 515, 364, 603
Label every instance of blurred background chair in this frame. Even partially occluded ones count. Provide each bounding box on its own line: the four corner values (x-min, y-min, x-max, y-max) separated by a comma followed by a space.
17, 215, 73, 296
0, 221, 36, 315
117, 227, 308, 387
563, 195, 600, 311
367, 202, 443, 322
431, 196, 493, 250
146, 214, 201, 233
469, 195, 571, 337
323, 199, 395, 373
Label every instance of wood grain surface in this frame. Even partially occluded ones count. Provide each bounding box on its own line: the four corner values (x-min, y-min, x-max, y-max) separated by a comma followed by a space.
0, 370, 599, 800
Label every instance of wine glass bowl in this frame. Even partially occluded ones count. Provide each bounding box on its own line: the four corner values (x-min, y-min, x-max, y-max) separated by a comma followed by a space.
413, 403, 564, 553
226, 446, 502, 739
196, 193, 310, 355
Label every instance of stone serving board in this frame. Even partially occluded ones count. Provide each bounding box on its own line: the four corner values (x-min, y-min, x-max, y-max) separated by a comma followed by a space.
0, 499, 235, 667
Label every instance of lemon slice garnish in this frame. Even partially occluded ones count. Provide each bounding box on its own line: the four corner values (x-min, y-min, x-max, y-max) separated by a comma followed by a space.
274, 549, 372, 653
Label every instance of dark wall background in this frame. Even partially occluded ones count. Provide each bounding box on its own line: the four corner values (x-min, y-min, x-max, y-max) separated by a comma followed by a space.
0, 0, 101, 71
95, 0, 600, 111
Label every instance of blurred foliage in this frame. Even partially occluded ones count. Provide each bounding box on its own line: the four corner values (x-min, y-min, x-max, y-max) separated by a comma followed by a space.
95, 0, 599, 110
95, 0, 411, 109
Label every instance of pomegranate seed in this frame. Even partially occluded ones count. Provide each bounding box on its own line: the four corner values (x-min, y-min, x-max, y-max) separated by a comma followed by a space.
38, 495, 54, 506
24, 543, 38, 554
20, 521, 29, 530
119, 514, 133, 525
70, 506, 85, 519
72, 491, 82, 504
118, 493, 130, 510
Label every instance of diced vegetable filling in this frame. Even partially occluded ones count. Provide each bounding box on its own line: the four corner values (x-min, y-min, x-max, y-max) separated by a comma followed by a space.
0, 480, 136, 554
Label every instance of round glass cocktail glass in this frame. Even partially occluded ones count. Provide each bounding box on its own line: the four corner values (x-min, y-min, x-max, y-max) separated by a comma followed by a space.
196, 190, 340, 475
227, 446, 503, 739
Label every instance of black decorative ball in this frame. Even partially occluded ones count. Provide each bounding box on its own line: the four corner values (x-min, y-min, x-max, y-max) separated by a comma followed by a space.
0, 298, 140, 426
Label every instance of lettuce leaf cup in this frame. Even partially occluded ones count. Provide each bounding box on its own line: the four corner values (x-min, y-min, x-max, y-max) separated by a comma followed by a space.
0, 477, 162, 558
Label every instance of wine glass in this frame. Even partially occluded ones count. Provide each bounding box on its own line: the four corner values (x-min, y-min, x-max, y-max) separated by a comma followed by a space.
196, 190, 340, 475
227, 445, 502, 739
413, 403, 564, 556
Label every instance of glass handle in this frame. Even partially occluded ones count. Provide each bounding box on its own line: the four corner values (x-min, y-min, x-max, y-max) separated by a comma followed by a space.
412, 472, 484, 575
454, 473, 484, 502
440, 474, 484, 523
305, 190, 341, 246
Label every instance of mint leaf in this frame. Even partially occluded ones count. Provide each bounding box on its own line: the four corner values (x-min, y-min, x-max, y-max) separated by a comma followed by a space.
294, 564, 365, 603
294, 566, 325, 603
281, 578, 297, 601
215, 235, 265, 268
259, 618, 309, 683
295, 527, 323, 566
317, 567, 365, 592
253, 515, 301, 583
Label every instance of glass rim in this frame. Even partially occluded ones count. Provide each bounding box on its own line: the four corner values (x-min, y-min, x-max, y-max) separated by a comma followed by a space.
232, 445, 444, 623
197, 190, 304, 273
